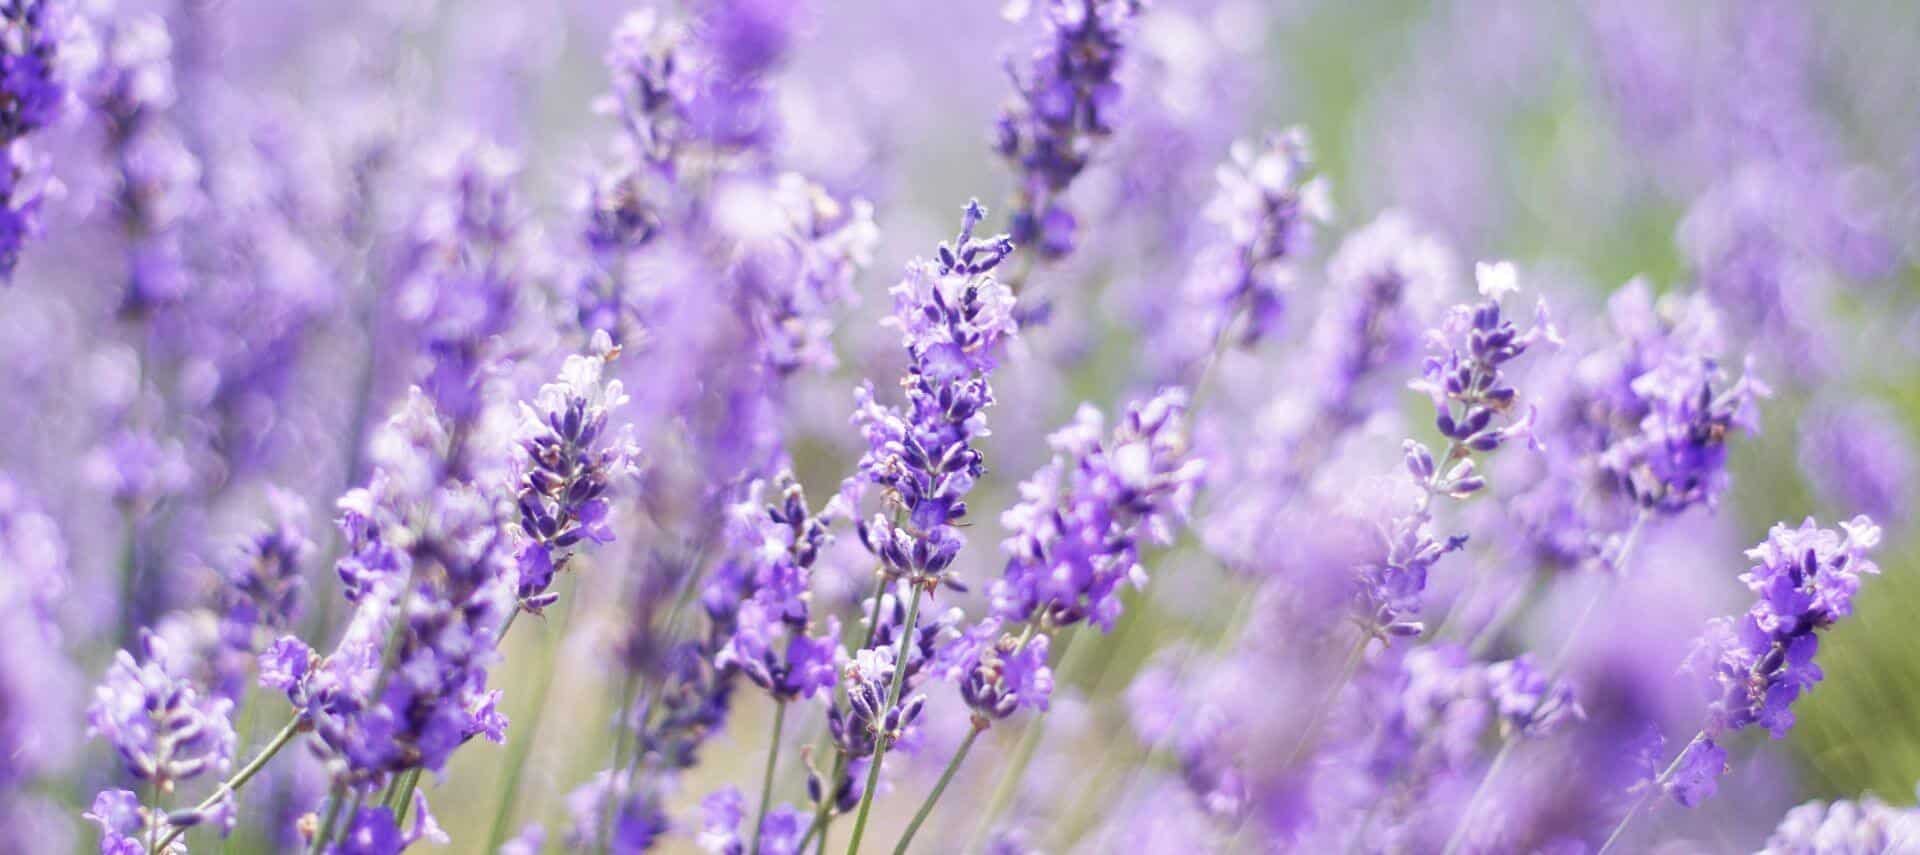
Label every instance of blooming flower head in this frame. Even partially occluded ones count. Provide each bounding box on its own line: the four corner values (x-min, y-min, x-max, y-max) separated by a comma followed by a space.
512, 332, 640, 612
1188, 128, 1333, 346
1677, 516, 1882, 803
697, 786, 805, 855
995, 0, 1145, 260
0, 0, 76, 278
992, 388, 1203, 631
566, 769, 668, 854
1758, 789, 1920, 854
87, 630, 236, 788
937, 617, 1054, 723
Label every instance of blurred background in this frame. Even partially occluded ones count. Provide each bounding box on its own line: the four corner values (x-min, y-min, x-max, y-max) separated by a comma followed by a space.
5, 0, 1920, 852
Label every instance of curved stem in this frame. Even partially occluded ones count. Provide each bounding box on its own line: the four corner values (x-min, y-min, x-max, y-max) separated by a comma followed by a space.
1437, 511, 1655, 854
844, 583, 924, 854
1597, 731, 1701, 855
892, 725, 982, 855
154, 715, 306, 851
1438, 738, 1518, 855
749, 702, 790, 855
307, 784, 345, 855
965, 709, 1045, 854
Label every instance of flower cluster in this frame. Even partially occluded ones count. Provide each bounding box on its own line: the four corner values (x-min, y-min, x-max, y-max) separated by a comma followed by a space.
1184, 128, 1332, 348
87, 631, 236, 791
936, 617, 1054, 724
712, 476, 842, 703
994, 0, 1144, 261
851, 200, 1017, 588
0, 0, 74, 278
992, 388, 1204, 630
211, 488, 312, 701
512, 335, 639, 612
1673, 516, 1882, 805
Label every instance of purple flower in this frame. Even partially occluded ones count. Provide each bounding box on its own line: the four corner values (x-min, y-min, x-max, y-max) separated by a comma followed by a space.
286, 395, 519, 784
0, 0, 74, 278
86, 630, 236, 787
937, 617, 1054, 722
512, 334, 640, 612
996, 0, 1145, 261
1668, 738, 1726, 808
1182, 128, 1332, 349
213, 487, 312, 701
1604, 350, 1768, 513
1798, 401, 1914, 527
992, 388, 1204, 630
1677, 516, 1881, 803
565, 769, 669, 855
850, 201, 1016, 589
1484, 655, 1581, 738
83, 789, 150, 855
697, 785, 805, 855
1758, 790, 1920, 854
389, 140, 530, 432
326, 791, 447, 855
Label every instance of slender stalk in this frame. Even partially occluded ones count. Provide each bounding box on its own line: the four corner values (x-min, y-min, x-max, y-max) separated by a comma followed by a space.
749, 702, 790, 855
1279, 636, 1369, 769
844, 583, 924, 854
307, 784, 345, 855
1437, 738, 1518, 855
801, 751, 847, 855
892, 725, 983, 855
147, 780, 161, 854
965, 709, 1043, 855
388, 768, 423, 818
1435, 511, 1655, 855
1597, 731, 1703, 855
154, 715, 306, 851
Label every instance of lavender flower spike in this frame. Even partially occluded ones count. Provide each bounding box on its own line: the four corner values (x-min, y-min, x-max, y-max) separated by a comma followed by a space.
0, 0, 76, 277
851, 199, 1016, 590
991, 388, 1204, 631
1189, 128, 1332, 348
87, 629, 237, 789
995, 0, 1145, 261
1671, 516, 1883, 806
513, 331, 641, 613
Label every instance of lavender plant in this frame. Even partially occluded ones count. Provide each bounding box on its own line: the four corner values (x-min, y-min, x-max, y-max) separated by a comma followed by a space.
9, 2, 1916, 854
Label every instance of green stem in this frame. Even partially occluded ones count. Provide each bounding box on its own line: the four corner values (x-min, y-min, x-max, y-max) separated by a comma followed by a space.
1597, 732, 1702, 855
146, 779, 161, 855
965, 709, 1044, 855
1278, 635, 1369, 769
844, 583, 924, 854
749, 702, 790, 855
892, 725, 982, 855
1437, 511, 1655, 855
154, 715, 306, 851
1438, 738, 1518, 855
307, 784, 345, 855
388, 768, 423, 819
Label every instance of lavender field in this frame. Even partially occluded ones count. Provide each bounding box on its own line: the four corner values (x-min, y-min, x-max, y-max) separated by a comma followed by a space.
5, 0, 1920, 852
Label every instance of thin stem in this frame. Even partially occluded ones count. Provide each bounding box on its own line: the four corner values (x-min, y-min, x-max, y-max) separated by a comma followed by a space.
1279, 635, 1369, 769
1436, 511, 1655, 854
1438, 738, 1518, 855
388, 768, 423, 819
146, 779, 161, 855
892, 725, 982, 855
307, 784, 345, 855
801, 752, 847, 855
857, 572, 890, 651
965, 709, 1044, 855
154, 715, 306, 851
750, 702, 790, 855
844, 583, 924, 854
1597, 731, 1702, 855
